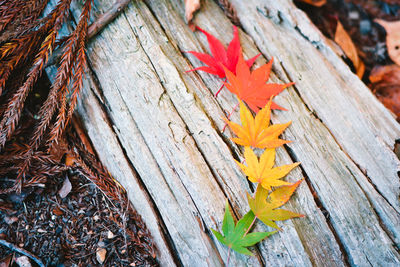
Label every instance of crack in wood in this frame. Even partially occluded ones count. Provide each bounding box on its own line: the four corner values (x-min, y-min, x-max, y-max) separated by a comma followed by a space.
284, 145, 351, 266
278, 59, 400, 219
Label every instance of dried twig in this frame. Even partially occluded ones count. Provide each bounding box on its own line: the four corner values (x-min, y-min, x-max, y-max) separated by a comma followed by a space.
216, 0, 240, 26
88, 0, 131, 38
47, 0, 131, 66
0, 238, 45, 267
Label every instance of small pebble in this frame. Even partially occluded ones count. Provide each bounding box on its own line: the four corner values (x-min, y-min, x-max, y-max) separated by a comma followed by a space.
96, 248, 107, 264
360, 20, 371, 34
15, 256, 31, 267
56, 226, 62, 235
107, 230, 114, 239
4, 216, 18, 225
58, 177, 72, 199
349, 11, 359, 20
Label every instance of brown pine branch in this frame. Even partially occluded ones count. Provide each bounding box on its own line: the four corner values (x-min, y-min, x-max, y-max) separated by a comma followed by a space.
0, 0, 72, 150
0, 0, 49, 42
47, 0, 92, 147
0, 1, 23, 32
0, 0, 132, 195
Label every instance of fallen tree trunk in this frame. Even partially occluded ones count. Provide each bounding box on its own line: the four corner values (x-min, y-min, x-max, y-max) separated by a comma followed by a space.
52, 0, 400, 266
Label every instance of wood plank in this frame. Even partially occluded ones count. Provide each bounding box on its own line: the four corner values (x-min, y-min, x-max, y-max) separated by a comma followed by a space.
141, 1, 345, 266
145, 0, 400, 265
52, 0, 400, 266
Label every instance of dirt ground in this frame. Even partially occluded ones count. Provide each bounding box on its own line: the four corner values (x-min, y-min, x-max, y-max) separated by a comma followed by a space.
0, 172, 157, 266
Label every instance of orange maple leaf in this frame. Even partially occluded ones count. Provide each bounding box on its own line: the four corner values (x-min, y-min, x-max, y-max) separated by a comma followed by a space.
334, 21, 365, 78
236, 147, 300, 190
224, 100, 291, 149
223, 53, 293, 113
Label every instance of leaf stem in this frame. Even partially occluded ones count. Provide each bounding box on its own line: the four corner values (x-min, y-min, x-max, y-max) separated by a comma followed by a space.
215, 78, 227, 97
244, 216, 257, 237
222, 102, 240, 132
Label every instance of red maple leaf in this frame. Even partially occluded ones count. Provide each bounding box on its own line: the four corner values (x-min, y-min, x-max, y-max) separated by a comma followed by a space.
186, 26, 260, 95
223, 53, 293, 113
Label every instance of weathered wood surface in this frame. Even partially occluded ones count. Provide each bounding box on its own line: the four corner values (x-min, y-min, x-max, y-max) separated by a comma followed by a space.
48, 0, 400, 266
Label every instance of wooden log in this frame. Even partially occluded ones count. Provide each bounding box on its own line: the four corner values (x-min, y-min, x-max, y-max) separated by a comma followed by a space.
47, 0, 400, 266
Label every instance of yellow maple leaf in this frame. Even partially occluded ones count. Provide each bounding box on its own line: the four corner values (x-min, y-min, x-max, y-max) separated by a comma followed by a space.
247, 182, 304, 229
225, 100, 291, 149
236, 147, 300, 190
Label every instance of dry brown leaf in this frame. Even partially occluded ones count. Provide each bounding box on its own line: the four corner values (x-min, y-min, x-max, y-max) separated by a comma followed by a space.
369, 64, 400, 84
335, 21, 365, 78
369, 64, 400, 120
184, 0, 201, 30
52, 206, 64, 216
298, 0, 327, 7
375, 19, 400, 66
65, 153, 76, 166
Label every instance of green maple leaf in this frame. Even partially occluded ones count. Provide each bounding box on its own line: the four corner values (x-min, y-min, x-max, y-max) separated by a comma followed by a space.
211, 201, 276, 256
247, 180, 304, 230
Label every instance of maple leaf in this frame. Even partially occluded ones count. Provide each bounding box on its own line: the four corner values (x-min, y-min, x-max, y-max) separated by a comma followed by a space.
334, 21, 365, 78
369, 64, 400, 120
184, 0, 201, 30
375, 19, 400, 66
247, 182, 304, 229
298, 0, 326, 7
224, 99, 291, 149
186, 26, 260, 79
211, 201, 276, 256
236, 147, 300, 191
223, 53, 293, 112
